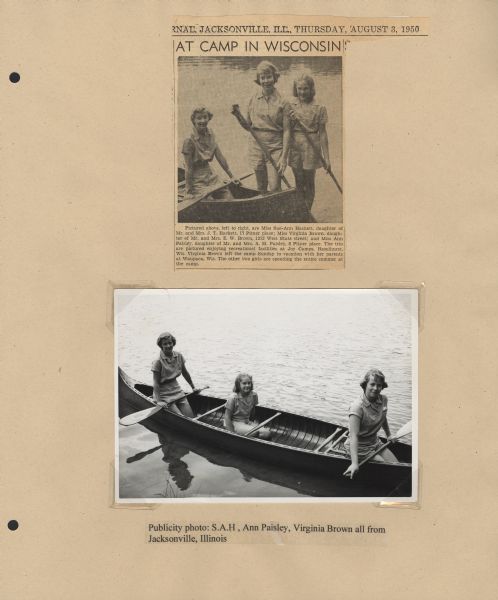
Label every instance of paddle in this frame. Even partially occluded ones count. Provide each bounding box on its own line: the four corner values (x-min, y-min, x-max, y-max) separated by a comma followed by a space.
289, 112, 343, 194
119, 386, 209, 426
231, 104, 292, 189
178, 172, 254, 213
343, 420, 412, 476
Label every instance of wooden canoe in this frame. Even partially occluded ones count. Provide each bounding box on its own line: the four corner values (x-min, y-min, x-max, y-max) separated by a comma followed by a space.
177, 168, 313, 223
118, 368, 412, 492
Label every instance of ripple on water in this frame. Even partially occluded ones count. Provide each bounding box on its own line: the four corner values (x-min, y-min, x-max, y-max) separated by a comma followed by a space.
118, 292, 415, 498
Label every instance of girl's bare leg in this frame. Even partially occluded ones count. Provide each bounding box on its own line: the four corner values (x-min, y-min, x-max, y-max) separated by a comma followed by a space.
303, 170, 316, 209
372, 447, 398, 463
254, 165, 268, 193
267, 161, 282, 192
178, 400, 194, 418
167, 403, 183, 416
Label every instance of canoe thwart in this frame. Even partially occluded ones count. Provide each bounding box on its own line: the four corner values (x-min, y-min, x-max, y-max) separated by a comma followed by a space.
245, 412, 282, 437
329, 430, 349, 450
193, 403, 226, 421
314, 427, 345, 453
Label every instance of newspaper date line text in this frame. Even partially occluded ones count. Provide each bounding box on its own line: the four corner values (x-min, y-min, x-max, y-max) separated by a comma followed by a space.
172, 24, 410, 35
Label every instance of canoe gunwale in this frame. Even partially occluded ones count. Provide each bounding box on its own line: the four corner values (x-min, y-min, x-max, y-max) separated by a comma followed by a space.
177, 168, 312, 223
119, 369, 412, 476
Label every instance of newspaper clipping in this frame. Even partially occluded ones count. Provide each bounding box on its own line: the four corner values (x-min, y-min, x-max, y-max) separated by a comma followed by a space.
173, 16, 427, 269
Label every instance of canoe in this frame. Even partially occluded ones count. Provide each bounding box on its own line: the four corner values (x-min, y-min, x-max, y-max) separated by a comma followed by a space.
177, 168, 313, 223
118, 368, 412, 493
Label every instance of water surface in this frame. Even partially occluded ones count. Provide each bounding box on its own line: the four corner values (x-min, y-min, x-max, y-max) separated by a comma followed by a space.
177, 56, 343, 222
117, 290, 415, 499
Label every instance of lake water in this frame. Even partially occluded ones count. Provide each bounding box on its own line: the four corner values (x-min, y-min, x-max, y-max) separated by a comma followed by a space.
117, 290, 416, 499
177, 56, 343, 222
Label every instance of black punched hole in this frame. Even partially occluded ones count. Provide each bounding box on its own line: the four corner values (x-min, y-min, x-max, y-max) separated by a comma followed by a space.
9, 72, 20, 83
7, 520, 19, 531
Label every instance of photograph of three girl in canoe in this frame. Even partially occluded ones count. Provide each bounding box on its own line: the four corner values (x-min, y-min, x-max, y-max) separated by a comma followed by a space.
121, 332, 411, 494
144, 332, 402, 480
116, 290, 416, 500
177, 56, 343, 223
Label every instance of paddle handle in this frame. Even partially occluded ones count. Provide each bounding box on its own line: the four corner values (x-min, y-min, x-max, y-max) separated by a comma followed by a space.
231, 104, 292, 189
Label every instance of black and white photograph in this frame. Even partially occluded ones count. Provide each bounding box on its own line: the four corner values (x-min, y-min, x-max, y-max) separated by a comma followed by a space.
116, 289, 417, 502
176, 56, 343, 223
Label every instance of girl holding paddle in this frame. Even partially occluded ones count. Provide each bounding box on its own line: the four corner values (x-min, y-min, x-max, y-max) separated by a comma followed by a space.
280, 73, 331, 209
182, 107, 238, 201
344, 369, 398, 479
151, 332, 196, 418
245, 60, 289, 193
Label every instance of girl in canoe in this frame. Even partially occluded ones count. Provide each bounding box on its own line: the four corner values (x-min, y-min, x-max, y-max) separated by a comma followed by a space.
344, 369, 398, 479
182, 107, 237, 201
281, 73, 331, 210
224, 373, 271, 439
151, 332, 196, 418
245, 60, 289, 193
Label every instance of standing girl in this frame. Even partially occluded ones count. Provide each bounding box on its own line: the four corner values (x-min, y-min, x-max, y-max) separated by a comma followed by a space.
245, 61, 289, 193
224, 373, 271, 439
281, 73, 331, 210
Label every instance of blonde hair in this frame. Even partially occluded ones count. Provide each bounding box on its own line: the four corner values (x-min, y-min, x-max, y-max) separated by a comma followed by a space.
292, 73, 316, 99
233, 373, 254, 393
254, 60, 280, 85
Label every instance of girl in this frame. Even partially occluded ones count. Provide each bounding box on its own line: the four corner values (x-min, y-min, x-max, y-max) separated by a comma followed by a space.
245, 61, 289, 193
281, 73, 331, 210
224, 373, 271, 439
182, 107, 236, 201
344, 369, 398, 479
151, 332, 196, 418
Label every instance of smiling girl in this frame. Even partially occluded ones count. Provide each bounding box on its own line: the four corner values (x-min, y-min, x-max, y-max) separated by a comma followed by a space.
151, 332, 196, 418
282, 73, 331, 210
246, 61, 288, 193
344, 369, 398, 479
182, 107, 236, 201
224, 373, 271, 439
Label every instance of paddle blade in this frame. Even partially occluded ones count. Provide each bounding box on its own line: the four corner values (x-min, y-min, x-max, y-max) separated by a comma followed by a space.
393, 420, 412, 440
119, 405, 162, 426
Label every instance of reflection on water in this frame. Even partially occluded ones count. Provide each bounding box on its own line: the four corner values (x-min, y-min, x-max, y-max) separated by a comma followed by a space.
118, 291, 415, 499
177, 56, 343, 222
119, 419, 409, 499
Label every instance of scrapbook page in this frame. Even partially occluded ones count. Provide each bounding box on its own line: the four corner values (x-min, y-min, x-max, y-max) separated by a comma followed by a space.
1, 1, 496, 599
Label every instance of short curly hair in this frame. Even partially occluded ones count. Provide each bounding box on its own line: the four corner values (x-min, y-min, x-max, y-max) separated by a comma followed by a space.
254, 60, 280, 85
360, 369, 388, 391
156, 332, 177, 348
190, 107, 213, 124
233, 373, 253, 393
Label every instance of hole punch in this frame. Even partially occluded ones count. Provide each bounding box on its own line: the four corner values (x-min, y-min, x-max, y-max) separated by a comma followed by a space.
7, 520, 19, 531
9, 72, 20, 83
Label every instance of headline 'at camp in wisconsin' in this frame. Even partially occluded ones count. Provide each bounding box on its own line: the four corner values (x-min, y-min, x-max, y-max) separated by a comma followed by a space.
174, 39, 343, 53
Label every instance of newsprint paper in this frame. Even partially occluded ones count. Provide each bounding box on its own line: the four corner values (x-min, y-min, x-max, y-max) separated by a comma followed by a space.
174, 15, 427, 269
1, 2, 497, 600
